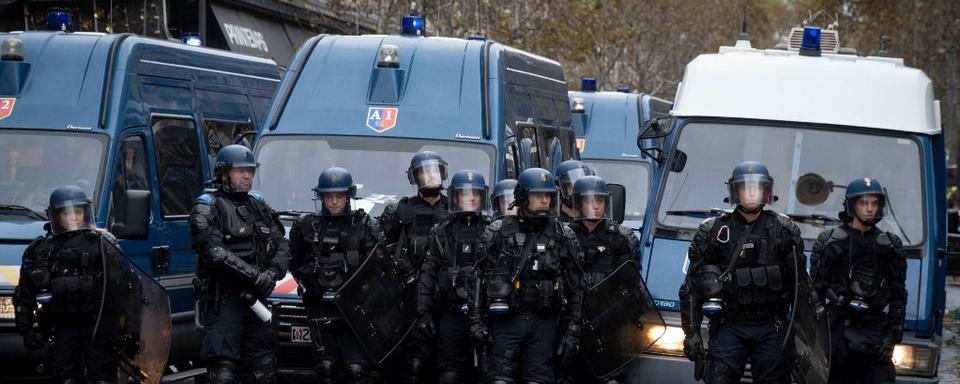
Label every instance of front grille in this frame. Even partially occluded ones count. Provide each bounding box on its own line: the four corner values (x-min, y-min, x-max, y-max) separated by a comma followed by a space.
272, 299, 314, 369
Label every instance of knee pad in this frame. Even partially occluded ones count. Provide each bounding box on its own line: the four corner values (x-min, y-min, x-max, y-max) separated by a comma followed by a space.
491, 380, 513, 384
315, 359, 337, 379
602, 380, 623, 384
406, 357, 424, 381
346, 363, 369, 384
704, 359, 738, 384
207, 359, 238, 384
439, 371, 461, 384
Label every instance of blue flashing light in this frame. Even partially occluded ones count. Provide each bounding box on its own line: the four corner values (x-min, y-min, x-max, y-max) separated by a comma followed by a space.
467, 33, 487, 41
183, 33, 202, 47
401, 16, 425, 36
799, 26, 821, 56
47, 11, 71, 32
617, 87, 631, 93
580, 77, 597, 92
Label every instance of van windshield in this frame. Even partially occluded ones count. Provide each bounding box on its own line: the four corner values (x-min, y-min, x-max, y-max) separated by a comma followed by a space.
254, 136, 496, 217
656, 122, 924, 245
0, 130, 106, 215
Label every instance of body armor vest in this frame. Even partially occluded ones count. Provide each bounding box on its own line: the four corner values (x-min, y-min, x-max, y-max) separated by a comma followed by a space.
485, 218, 565, 314
579, 222, 621, 286
437, 218, 484, 304
47, 230, 104, 314
298, 214, 366, 301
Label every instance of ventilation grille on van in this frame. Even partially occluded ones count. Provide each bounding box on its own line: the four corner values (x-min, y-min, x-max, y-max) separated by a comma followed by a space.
788, 27, 839, 54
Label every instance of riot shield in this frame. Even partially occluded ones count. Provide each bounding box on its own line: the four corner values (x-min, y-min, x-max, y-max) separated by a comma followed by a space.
94, 236, 172, 384
784, 254, 831, 384
336, 243, 416, 363
580, 260, 665, 379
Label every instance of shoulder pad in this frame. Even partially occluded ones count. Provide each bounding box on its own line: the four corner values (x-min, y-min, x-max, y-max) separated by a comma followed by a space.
487, 218, 505, 234
774, 212, 801, 236
877, 232, 902, 248
249, 192, 265, 202
829, 227, 848, 241
698, 217, 718, 233
195, 193, 215, 205
100, 230, 119, 244
559, 222, 577, 239
616, 223, 635, 238
606, 221, 620, 233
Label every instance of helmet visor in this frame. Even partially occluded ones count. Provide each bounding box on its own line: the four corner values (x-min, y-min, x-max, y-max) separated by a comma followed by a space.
573, 192, 611, 221
521, 191, 559, 218
411, 161, 446, 190
728, 174, 773, 206
50, 202, 94, 235
450, 185, 489, 213
493, 189, 517, 218
559, 167, 588, 199
315, 191, 352, 216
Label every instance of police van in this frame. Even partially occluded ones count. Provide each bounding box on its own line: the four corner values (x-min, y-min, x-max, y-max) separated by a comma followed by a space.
252, 16, 577, 374
0, 24, 281, 379
569, 78, 672, 233
631, 28, 945, 383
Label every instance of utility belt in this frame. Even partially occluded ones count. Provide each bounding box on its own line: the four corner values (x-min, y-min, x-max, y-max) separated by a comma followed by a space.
722, 308, 786, 324
485, 275, 563, 315
725, 265, 786, 306
298, 251, 362, 302
48, 274, 99, 314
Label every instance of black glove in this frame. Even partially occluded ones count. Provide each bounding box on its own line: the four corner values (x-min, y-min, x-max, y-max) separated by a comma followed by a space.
22, 330, 46, 351
555, 325, 580, 364
470, 322, 490, 346
877, 334, 898, 362
417, 313, 436, 339
683, 332, 703, 362
253, 271, 276, 299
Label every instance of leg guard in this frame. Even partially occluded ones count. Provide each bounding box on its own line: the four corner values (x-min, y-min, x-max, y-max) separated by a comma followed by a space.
346, 363, 370, 384
439, 371, 461, 384
704, 359, 739, 384
207, 359, 238, 384
315, 359, 337, 384
249, 353, 277, 384
405, 357, 424, 384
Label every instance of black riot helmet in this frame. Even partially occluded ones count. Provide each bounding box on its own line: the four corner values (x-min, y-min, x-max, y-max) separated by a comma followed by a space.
726, 161, 775, 213
448, 169, 489, 214
214, 144, 259, 192
406, 150, 448, 197
554, 160, 595, 207
514, 168, 559, 218
841, 177, 886, 225
492, 179, 518, 218
572, 175, 612, 221
47, 185, 95, 235
313, 167, 357, 216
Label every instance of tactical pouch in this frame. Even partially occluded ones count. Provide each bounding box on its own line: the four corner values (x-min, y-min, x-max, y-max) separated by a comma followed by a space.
317, 254, 346, 289
766, 265, 783, 291
485, 273, 512, 300
735, 268, 752, 304
750, 266, 768, 304
29, 268, 51, 289
346, 250, 361, 268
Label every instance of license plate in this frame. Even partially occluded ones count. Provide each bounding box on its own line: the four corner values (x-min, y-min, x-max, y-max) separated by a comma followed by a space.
291, 325, 311, 343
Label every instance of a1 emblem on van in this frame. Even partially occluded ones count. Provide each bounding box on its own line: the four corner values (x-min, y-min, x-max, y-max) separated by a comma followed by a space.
366, 107, 398, 133
0, 98, 15, 120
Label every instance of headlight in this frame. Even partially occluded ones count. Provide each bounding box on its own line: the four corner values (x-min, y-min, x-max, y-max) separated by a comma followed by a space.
0, 296, 14, 320
892, 343, 938, 377
645, 325, 686, 357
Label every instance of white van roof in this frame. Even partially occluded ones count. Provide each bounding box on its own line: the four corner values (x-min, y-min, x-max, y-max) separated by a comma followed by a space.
671, 46, 941, 135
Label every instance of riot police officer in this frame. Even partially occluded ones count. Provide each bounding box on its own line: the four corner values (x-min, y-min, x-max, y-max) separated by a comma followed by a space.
379, 150, 450, 383
811, 178, 906, 384
470, 167, 584, 384
679, 161, 804, 384
14, 186, 118, 384
559, 175, 641, 384
417, 169, 490, 383
190, 144, 290, 384
491, 179, 518, 218
555, 160, 595, 223
289, 167, 381, 384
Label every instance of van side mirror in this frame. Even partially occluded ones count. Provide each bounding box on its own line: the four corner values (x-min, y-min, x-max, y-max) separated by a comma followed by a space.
608, 183, 627, 224
671, 150, 688, 173
638, 116, 673, 140
112, 189, 151, 240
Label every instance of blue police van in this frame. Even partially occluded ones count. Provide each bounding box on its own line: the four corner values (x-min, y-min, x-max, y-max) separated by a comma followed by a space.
251, 17, 577, 374
0, 28, 281, 379
630, 31, 946, 383
569, 79, 671, 233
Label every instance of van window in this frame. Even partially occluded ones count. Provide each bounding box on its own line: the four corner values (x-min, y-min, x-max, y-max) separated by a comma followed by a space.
516, 124, 540, 169
537, 125, 575, 172
204, 120, 253, 172
110, 134, 151, 226
152, 117, 203, 218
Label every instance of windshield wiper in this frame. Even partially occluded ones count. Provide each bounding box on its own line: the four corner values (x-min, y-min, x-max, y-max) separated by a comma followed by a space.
665, 208, 730, 219
785, 213, 841, 227
0, 204, 47, 220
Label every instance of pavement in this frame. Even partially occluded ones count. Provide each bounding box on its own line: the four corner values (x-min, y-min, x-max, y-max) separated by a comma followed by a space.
942, 277, 960, 383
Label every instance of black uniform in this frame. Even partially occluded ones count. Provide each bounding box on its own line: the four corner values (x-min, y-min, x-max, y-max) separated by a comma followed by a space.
559, 219, 641, 383
679, 210, 803, 384
289, 210, 380, 383
811, 225, 907, 383
190, 190, 290, 384
14, 229, 118, 383
417, 213, 488, 382
471, 216, 584, 383
378, 194, 448, 381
